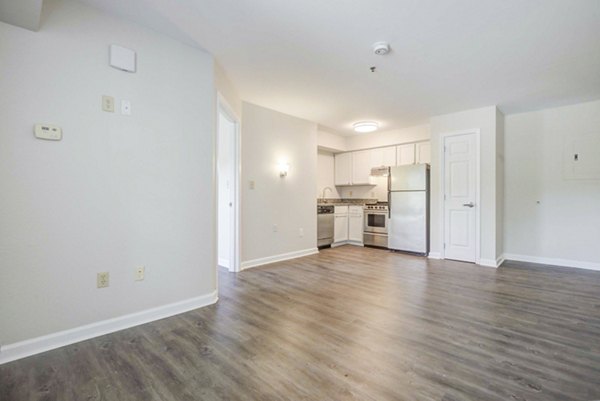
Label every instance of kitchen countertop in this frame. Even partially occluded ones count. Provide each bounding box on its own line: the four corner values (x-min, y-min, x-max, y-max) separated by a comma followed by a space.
317, 198, 378, 206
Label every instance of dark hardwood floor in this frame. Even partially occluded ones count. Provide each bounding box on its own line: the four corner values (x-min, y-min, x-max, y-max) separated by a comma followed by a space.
2, 245, 600, 401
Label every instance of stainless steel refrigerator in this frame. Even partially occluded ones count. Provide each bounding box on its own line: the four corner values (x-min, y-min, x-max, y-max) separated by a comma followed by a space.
388, 164, 430, 255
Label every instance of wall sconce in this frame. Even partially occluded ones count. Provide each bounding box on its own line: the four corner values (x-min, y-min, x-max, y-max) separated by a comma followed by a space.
278, 162, 290, 178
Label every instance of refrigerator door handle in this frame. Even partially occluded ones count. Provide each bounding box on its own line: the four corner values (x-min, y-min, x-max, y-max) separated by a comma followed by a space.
387, 172, 392, 218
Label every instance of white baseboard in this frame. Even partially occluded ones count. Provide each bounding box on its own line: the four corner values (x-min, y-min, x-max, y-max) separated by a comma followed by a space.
503, 253, 600, 271
496, 255, 506, 267
218, 257, 230, 269
478, 255, 504, 268
0, 290, 218, 365
241, 248, 318, 270
428, 252, 501, 267
331, 241, 363, 248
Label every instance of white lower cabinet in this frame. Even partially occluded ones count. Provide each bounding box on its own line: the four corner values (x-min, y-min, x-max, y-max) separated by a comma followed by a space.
334, 207, 349, 243
348, 206, 364, 243
333, 205, 363, 246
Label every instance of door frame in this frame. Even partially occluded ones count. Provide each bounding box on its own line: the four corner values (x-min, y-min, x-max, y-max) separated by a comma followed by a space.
216, 93, 241, 273
438, 129, 481, 264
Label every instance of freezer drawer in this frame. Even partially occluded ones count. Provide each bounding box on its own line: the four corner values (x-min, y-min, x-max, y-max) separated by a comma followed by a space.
388, 191, 428, 254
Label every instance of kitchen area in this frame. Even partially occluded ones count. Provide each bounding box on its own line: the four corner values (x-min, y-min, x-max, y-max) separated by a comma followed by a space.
317, 140, 431, 255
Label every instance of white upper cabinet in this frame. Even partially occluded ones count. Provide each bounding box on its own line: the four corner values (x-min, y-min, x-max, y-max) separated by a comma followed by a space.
334, 142, 429, 186
334, 153, 352, 186
370, 146, 397, 168
382, 146, 397, 167
416, 142, 431, 164
397, 143, 416, 165
351, 150, 372, 185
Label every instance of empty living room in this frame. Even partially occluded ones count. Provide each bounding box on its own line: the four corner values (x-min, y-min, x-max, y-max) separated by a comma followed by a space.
1, 0, 599, 400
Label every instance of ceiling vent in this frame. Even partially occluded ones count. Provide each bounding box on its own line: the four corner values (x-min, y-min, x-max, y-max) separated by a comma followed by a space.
373, 42, 390, 56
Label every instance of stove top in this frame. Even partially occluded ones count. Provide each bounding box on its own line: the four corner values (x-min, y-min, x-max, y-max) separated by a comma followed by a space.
365, 204, 388, 211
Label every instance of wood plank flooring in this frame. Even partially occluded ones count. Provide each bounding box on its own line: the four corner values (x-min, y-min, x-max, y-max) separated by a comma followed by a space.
2, 245, 600, 401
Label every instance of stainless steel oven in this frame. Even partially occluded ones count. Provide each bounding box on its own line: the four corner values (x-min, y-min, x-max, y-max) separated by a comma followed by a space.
364, 207, 388, 234
364, 205, 389, 248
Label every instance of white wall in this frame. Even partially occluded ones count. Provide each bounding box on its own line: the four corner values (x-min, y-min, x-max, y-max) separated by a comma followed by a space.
317, 129, 346, 152
317, 151, 341, 199
345, 124, 430, 151
504, 100, 600, 269
0, 0, 215, 346
215, 61, 241, 119
496, 108, 505, 260
241, 102, 318, 264
430, 106, 501, 265
0, 0, 43, 31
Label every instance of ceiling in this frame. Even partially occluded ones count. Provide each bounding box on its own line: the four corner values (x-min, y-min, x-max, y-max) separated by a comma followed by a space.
77, 0, 600, 135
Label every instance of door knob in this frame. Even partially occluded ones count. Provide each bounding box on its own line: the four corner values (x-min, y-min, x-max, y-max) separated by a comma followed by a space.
462, 202, 475, 208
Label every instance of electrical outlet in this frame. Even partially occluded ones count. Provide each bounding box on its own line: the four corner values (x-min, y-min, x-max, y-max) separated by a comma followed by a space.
299, 228, 304, 237
249, 180, 255, 190
349, 191, 353, 196
97, 272, 109, 288
102, 95, 114, 112
135, 266, 145, 281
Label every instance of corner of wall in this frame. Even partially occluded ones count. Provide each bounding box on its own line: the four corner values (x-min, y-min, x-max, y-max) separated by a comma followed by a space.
317, 128, 347, 153
214, 61, 242, 119
495, 108, 505, 259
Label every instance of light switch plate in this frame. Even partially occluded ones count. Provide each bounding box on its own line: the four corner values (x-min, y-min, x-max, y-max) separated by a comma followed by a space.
102, 95, 114, 112
135, 266, 145, 281
34, 124, 62, 141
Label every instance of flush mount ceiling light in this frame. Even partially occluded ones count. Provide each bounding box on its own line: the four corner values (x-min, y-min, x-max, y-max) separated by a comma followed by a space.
353, 121, 379, 133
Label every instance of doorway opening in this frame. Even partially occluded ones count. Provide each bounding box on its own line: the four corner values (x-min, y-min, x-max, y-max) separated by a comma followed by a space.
439, 129, 481, 264
217, 95, 240, 273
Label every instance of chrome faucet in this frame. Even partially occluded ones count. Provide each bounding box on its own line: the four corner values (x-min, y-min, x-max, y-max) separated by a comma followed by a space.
321, 187, 333, 199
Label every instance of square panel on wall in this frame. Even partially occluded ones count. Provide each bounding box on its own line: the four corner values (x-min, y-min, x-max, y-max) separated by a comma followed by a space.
563, 133, 600, 180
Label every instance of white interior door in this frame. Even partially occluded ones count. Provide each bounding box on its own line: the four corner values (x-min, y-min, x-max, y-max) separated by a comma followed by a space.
443, 133, 477, 262
217, 110, 237, 271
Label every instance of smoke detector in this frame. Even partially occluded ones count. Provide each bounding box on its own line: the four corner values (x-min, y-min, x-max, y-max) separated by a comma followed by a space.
373, 42, 390, 56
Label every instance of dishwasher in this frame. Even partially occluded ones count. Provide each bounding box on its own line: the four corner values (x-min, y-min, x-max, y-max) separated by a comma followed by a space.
317, 205, 334, 248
